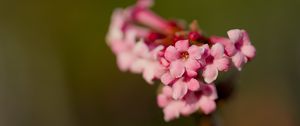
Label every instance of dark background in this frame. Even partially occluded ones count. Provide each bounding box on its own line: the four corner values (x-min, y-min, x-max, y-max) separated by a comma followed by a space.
0, 0, 299, 126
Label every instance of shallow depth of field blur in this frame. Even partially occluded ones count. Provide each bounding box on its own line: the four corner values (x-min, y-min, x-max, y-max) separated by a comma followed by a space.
0, 0, 300, 126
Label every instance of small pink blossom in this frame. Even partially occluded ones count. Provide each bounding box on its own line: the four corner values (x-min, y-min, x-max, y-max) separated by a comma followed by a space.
106, 9, 126, 44
210, 36, 236, 57
130, 40, 166, 84
164, 40, 202, 79
115, 30, 138, 71
181, 84, 218, 115
157, 83, 218, 122
227, 29, 256, 70
172, 78, 201, 100
202, 43, 230, 83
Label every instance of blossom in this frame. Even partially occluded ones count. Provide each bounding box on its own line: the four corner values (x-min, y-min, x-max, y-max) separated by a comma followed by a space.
170, 78, 201, 100
210, 36, 236, 57
227, 29, 256, 70
181, 83, 218, 115
164, 40, 202, 80
107, 0, 256, 122
202, 43, 230, 83
157, 83, 218, 122
115, 30, 138, 71
131, 40, 166, 84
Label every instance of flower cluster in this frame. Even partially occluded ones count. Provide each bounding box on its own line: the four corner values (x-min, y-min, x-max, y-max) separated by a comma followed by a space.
106, 0, 256, 122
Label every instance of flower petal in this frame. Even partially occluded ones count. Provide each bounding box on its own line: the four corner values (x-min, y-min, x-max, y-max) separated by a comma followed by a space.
133, 40, 149, 57
198, 97, 216, 114
202, 65, 218, 83
157, 94, 169, 108
185, 59, 200, 71
161, 72, 175, 85
143, 65, 155, 84
231, 52, 245, 71
202, 84, 218, 100
130, 59, 147, 73
187, 78, 200, 91
241, 44, 256, 59
241, 30, 251, 44
227, 29, 242, 43
170, 60, 185, 78
164, 46, 179, 61
172, 80, 188, 100
188, 45, 202, 59
175, 40, 189, 52
215, 58, 229, 71
163, 101, 184, 122
151, 45, 164, 59
162, 86, 173, 96
210, 43, 225, 59
117, 52, 135, 71
210, 36, 236, 56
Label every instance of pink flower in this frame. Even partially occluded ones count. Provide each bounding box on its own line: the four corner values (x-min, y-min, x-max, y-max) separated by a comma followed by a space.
181, 84, 218, 115
172, 78, 201, 100
157, 86, 185, 121
130, 40, 166, 84
157, 83, 218, 122
202, 43, 230, 83
115, 30, 138, 71
106, 9, 126, 44
164, 40, 202, 80
210, 36, 236, 57
227, 29, 256, 70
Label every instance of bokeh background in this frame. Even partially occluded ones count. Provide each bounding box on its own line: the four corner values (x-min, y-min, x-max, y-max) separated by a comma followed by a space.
1, 0, 300, 126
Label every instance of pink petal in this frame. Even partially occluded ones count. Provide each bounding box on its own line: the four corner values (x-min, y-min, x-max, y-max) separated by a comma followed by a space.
117, 53, 135, 71
227, 29, 242, 43
175, 40, 189, 52
172, 80, 188, 100
125, 29, 137, 45
180, 104, 197, 116
202, 65, 218, 83
162, 86, 173, 96
151, 45, 164, 59
210, 43, 225, 59
210, 36, 237, 56
110, 40, 128, 54
164, 46, 179, 61
214, 58, 229, 71
130, 59, 147, 73
142, 65, 155, 84
170, 60, 185, 78
133, 41, 149, 57
153, 63, 165, 79
241, 30, 251, 44
163, 101, 184, 122
161, 72, 175, 85
157, 94, 169, 108
185, 59, 200, 71
231, 52, 245, 71
186, 70, 197, 77
202, 84, 218, 100
199, 97, 216, 114
241, 44, 256, 59
187, 45, 202, 59
160, 58, 170, 67
187, 78, 200, 91
180, 92, 198, 115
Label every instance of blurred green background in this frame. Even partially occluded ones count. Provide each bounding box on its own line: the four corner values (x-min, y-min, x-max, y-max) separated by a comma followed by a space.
0, 0, 299, 126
